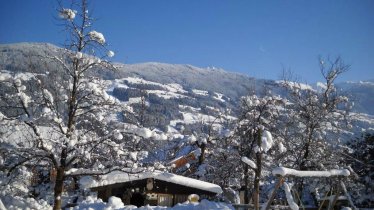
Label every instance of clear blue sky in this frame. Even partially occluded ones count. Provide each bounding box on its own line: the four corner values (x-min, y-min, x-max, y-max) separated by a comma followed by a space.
1, 0, 373, 83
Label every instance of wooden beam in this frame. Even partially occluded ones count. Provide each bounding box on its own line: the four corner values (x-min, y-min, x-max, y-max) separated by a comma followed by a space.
340, 180, 358, 210
262, 176, 284, 210
327, 181, 341, 210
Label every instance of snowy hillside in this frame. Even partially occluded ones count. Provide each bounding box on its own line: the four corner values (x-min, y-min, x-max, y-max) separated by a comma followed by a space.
1, 42, 373, 134
336, 80, 374, 115
1, 42, 374, 209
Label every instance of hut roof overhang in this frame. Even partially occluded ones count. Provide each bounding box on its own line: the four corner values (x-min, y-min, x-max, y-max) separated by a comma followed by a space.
80, 171, 223, 194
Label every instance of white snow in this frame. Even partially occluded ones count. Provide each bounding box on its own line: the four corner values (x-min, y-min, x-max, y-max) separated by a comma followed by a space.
147, 90, 187, 99
18, 92, 30, 108
113, 130, 123, 140
346, 80, 374, 86
316, 82, 327, 90
76, 52, 83, 59
81, 171, 223, 194
89, 31, 106, 44
0, 199, 6, 210
283, 182, 299, 210
188, 135, 197, 143
59, 8, 76, 20
0, 70, 12, 81
213, 92, 225, 102
113, 77, 194, 100
278, 142, 287, 153
107, 196, 125, 209
74, 196, 234, 210
192, 89, 209, 96
43, 89, 54, 105
14, 72, 35, 81
178, 105, 201, 112
0, 196, 51, 210
272, 167, 350, 177
133, 127, 153, 138
152, 132, 168, 141
176, 112, 217, 126
124, 77, 161, 87
260, 130, 273, 152
124, 77, 187, 93
128, 97, 143, 104
14, 78, 22, 87
276, 80, 314, 91
165, 83, 187, 94
241, 156, 257, 169
107, 50, 115, 58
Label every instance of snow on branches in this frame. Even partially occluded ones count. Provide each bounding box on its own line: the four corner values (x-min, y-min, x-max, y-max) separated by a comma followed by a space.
241, 156, 257, 169
272, 167, 350, 177
59, 8, 77, 20
88, 31, 106, 44
261, 130, 273, 152
107, 50, 115, 58
0, 1, 130, 209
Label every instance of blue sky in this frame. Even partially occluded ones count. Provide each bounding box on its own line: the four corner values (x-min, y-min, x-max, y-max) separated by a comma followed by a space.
1, 0, 373, 83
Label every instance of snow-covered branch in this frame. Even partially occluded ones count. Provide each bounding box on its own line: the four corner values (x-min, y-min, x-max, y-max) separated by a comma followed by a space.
241, 156, 257, 169
272, 167, 350, 177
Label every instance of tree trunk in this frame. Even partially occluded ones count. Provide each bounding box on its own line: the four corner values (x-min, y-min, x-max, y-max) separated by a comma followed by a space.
198, 143, 206, 165
53, 167, 65, 210
297, 140, 311, 203
253, 154, 262, 210
243, 165, 250, 204
253, 130, 262, 210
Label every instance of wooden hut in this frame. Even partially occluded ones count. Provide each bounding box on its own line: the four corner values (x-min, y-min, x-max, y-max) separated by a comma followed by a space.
83, 171, 222, 207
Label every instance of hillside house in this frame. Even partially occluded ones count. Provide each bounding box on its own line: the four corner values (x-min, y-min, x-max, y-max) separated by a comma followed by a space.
81, 171, 222, 207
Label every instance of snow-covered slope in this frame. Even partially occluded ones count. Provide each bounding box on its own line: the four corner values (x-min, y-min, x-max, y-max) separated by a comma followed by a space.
1, 42, 373, 134
112, 62, 258, 100
336, 80, 374, 115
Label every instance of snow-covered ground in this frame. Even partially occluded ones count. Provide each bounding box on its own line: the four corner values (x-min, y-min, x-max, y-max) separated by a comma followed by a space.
73, 196, 234, 210
0, 195, 234, 210
192, 89, 208, 96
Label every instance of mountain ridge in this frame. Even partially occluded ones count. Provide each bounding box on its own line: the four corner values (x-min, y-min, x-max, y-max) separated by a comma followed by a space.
1, 42, 374, 115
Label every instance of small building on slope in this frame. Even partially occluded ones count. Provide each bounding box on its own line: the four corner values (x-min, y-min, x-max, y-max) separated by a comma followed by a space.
80, 171, 222, 207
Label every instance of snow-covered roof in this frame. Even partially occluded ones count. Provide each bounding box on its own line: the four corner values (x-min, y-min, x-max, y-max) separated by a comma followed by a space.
80, 171, 223, 194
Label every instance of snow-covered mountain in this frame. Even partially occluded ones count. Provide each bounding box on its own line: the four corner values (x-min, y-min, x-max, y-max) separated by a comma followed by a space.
0, 42, 262, 100
336, 80, 374, 115
1, 42, 373, 135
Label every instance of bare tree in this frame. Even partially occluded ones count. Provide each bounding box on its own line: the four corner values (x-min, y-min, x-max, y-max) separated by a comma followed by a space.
280, 56, 352, 200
